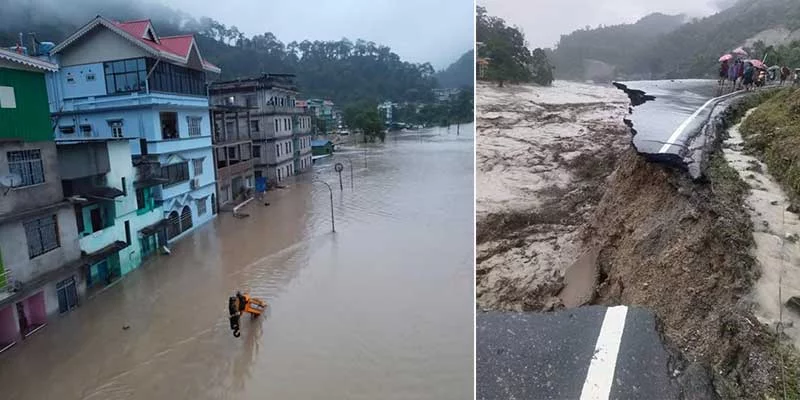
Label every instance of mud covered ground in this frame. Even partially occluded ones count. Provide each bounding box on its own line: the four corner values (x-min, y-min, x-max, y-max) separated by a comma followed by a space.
475, 81, 630, 310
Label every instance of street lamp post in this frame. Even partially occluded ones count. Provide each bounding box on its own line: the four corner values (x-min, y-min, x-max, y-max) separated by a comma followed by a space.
312, 180, 335, 233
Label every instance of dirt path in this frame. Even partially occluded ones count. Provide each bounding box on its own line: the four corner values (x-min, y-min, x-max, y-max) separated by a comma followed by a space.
724, 110, 800, 347
476, 81, 629, 310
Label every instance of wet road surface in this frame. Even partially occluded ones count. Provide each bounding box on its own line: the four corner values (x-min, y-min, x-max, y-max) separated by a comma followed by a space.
617, 79, 718, 155
476, 306, 685, 400
0, 124, 474, 400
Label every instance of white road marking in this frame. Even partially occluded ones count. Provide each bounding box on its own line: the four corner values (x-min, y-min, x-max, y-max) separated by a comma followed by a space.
579, 305, 628, 400
657, 90, 741, 154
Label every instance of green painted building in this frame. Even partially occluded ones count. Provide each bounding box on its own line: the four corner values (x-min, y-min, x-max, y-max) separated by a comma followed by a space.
0, 59, 52, 142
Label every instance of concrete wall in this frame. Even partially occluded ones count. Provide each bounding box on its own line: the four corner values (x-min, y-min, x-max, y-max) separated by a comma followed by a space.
58, 63, 107, 100
0, 205, 81, 283
0, 268, 87, 344
263, 137, 294, 166
59, 27, 148, 67
267, 158, 295, 184
56, 142, 111, 180
0, 142, 64, 215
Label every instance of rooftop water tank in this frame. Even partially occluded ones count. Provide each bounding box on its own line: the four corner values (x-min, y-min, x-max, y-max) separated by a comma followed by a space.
38, 42, 55, 54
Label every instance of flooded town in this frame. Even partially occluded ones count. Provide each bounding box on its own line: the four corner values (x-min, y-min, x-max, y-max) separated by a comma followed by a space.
0, 1, 474, 398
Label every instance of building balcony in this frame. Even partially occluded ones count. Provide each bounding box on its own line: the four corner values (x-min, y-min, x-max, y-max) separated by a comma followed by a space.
217, 159, 254, 181
58, 91, 209, 114
256, 105, 303, 115
78, 223, 120, 255
133, 157, 168, 189
145, 136, 212, 154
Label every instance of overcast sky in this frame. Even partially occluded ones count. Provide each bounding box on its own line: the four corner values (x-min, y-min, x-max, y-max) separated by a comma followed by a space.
164, 0, 473, 70
480, 0, 736, 49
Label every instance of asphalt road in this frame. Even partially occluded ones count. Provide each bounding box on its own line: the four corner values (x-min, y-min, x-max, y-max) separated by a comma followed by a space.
476, 306, 686, 400
613, 80, 762, 180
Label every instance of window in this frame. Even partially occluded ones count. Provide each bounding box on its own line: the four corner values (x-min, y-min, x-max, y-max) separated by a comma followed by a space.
124, 221, 131, 245
225, 121, 235, 136
80, 124, 92, 136
274, 119, 279, 132
160, 112, 178, 139
255, 170, 262, 179
250, 120, 260, 132
160, 162, 189, 186
245, 95, 256, 107
8, 150, 44, 187
86, 73, 96, 82
196, 198, 207, 216
136, 188, 146, 210
58, 125, 75, 135
193, 158, 203, 176
253, 145, 261, 158
104, 58, 146, 94
25, 215, 60, 258
227, 147, 237, 159
146, 58, 205, 96
276, 145, 280, 157
241, 143, 251, 161
187, 116, 202, 137
108, 120, 123, 138
121, 177, 127, 196
0, 86, 16, 108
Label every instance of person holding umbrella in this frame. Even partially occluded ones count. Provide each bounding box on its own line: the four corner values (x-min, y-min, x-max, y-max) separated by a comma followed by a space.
719, 54, 731, 87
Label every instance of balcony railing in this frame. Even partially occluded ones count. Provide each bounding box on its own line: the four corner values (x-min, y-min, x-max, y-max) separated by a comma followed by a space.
257, 105, 303, 115
0, 269, 13, 294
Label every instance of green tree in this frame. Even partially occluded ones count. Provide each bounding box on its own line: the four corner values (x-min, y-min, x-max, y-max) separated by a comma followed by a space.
477, 5, 552, 86
344, 104, 386, 143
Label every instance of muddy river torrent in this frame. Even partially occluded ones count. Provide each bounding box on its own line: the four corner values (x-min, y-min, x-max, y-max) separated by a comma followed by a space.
0, 124, 474, 400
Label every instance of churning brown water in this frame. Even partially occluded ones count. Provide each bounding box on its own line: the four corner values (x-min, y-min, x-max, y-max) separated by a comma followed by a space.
0, 124, 474, 400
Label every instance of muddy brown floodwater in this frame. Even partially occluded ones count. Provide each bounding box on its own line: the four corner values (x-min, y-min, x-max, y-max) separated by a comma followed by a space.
0, 124, 474, 400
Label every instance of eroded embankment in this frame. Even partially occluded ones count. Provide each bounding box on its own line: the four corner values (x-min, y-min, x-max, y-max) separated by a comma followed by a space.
581, 96, 799, 398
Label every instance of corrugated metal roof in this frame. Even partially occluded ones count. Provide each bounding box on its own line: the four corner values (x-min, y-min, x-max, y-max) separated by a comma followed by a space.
0, 48, 58, 72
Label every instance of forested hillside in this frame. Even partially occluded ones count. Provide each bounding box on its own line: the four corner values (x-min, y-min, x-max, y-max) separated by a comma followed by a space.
551, 13, 686, 79
434, 49, 474, 89
550, 0, 800, 80
0, 0, 459, 106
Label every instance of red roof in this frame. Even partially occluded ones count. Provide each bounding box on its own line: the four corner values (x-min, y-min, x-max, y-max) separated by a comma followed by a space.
115, 20, 151, 39
159, 35, 193, 58
112, 19, 219, 71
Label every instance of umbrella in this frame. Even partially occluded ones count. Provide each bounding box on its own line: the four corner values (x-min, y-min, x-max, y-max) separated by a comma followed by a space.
732, 47, 748, 56
719, 54, 732, 62
747, 59, 766, 69
768, 65, 781, 71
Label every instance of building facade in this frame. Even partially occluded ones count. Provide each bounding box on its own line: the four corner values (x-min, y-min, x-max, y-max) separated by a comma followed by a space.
56, 139, 167, 296
209, 105, 254, 209
209, 74, 313, 187
44, 16, 220, 242
0, 49, 87, 352
306, 98, 336, 132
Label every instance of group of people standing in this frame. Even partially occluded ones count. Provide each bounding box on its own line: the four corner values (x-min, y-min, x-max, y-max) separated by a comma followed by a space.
719, 58, 796, 94
719, 59, 763, 92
